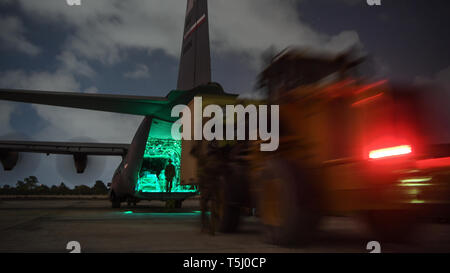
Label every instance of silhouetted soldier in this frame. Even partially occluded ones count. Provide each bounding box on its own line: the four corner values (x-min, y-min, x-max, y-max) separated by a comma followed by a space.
191, 137, 237, 235
164, 159, 176, 193
191, 140, 209, 232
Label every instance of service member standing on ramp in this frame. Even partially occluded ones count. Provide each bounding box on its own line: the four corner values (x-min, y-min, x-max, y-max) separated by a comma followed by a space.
165, 159, 176, 193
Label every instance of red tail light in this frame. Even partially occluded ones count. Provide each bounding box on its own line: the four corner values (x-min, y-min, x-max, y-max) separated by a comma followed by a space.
369, 145, 412, 159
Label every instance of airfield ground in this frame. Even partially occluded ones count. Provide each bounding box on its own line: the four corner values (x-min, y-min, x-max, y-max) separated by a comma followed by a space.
0, 199, 449, 253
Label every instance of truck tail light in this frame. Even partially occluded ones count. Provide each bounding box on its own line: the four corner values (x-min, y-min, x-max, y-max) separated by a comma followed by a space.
369, 145, 412, 159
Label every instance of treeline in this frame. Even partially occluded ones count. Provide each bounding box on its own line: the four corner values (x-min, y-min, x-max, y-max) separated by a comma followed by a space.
0, 176, 109, 195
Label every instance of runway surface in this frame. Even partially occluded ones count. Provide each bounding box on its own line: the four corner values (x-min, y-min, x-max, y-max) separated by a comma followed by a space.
0, 199, 449, 253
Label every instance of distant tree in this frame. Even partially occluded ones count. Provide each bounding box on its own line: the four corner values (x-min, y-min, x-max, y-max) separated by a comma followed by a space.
35, 184, 50, 195
58, 182, 70, 195
1, 179, 112, 196
50, 185, 59, 195
0, 184, 12, 195
16, 180, 26, 194
24, 176, 39, 191
91, 180, 108, 194
73, 185, 91, 195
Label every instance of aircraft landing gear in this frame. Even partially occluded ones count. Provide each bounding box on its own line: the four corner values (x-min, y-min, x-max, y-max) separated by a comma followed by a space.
126, 197, 138, 207
112, 200, 121, 208
110, 191, 121, 209
165, 199, 183, 209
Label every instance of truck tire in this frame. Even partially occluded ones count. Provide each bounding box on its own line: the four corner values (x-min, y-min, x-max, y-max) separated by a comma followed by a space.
259, 159, 321, 246
366, 210, 418, 242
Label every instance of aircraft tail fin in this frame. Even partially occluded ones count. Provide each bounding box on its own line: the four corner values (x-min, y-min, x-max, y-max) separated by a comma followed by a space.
177, 0, 211, 90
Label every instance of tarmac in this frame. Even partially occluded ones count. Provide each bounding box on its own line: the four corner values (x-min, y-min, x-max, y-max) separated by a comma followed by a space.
0, 199, 449, 253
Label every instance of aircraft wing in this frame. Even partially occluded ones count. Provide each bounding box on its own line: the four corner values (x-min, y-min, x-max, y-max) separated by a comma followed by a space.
0, 87, 236, 122
0, 140, 130, 172
0, 88, 172, 118
0, 140, 129, 156
0, 86, 235, 172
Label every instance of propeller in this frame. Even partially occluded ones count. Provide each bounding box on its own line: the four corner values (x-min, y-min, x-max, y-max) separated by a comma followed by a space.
55, 136, 107, 186
0, 132, 42, 174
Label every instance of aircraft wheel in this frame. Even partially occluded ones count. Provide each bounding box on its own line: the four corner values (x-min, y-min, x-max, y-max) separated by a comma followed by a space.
110, 192, 121, 209
165, 200, 176, 209
127, 198, 138, 207
259, 159, 320, 246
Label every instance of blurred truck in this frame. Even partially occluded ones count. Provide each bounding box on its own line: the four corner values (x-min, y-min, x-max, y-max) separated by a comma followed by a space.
180, 49, 450, 245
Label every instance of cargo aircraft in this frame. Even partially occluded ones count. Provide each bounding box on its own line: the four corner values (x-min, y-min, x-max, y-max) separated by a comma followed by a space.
0, 0, 236, 208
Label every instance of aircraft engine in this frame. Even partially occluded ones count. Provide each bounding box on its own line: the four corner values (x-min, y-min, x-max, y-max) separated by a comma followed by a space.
0, 150, 19, 171
0, 132, 42, 173
55, 137, 107, 183
73, 153, 87, 173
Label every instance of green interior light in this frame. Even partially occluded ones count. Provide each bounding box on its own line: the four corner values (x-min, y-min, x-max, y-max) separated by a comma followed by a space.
135, 120, 196, 193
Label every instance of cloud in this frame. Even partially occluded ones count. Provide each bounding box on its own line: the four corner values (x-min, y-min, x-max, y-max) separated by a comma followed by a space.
0, 69, 81, 93
0, 15, 41, 55
0, 101, 15, 135
209, 0, 362, 67
57, 51, 96, 78
84, 86, 98, 93
124, 64, 150, 79
13, 0, 185, 64
32, 105, 142, 143
12, 0, 362, 67
0, 67, 142, 185
0, 69, 80, 92
0, 68, 142, 142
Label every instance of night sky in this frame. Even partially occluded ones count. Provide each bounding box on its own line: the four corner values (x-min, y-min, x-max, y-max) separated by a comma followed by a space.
1, 0, 449, 187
